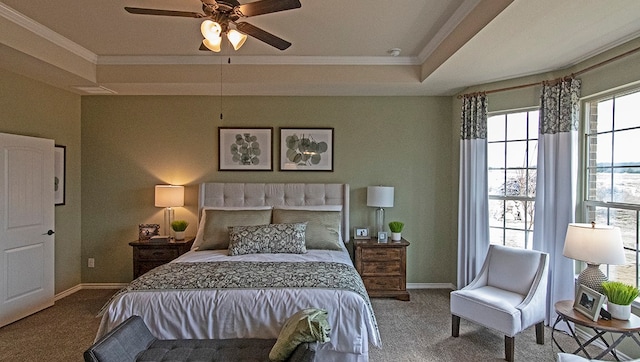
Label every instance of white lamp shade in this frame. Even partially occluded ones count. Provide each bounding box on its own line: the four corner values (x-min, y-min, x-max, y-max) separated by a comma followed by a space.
367, 186, 394, 208
563, 223, 626, 265
202, 38, 222, 52
227, 29, 247, 50
155, 185, 184, 207
201, 20, 222, 40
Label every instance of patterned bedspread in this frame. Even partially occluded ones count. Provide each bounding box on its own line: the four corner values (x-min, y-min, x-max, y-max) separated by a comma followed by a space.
100, 261, 376, 330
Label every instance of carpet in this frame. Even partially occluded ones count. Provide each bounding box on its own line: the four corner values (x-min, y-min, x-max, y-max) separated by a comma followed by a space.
0, 288, 614, 361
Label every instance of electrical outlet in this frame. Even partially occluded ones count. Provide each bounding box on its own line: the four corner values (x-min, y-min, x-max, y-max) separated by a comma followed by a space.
88, 258, 95, 268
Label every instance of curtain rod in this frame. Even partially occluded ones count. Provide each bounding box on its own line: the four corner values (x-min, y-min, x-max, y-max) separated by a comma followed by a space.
457, 43, 640, 99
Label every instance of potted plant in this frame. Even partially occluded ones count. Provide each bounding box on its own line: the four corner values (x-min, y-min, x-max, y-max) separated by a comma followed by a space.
388, 221, 404, 241
171, 220, 189, 240
601, 281, 639, 320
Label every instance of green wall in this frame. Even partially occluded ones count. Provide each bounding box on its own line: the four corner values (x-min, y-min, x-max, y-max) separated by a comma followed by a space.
0, 68, 82, 294
5, 33, 638, 299
80, 95, 455, 284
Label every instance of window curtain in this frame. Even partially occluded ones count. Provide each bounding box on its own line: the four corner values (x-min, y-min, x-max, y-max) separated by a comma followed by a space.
457, 94, 490, 289
532, 78, 581, 325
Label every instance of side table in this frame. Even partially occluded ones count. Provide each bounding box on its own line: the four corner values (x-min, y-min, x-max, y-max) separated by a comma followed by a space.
354, 238, 410, 301
129, 237, 194, 279
553, 300, 640, 360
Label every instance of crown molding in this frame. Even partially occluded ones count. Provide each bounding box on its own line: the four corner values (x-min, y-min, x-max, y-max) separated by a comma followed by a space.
97, 54, 421, 66
0, 2, 98, 64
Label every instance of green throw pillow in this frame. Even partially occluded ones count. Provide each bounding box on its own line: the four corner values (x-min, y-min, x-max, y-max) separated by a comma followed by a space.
269, 308, 331, 361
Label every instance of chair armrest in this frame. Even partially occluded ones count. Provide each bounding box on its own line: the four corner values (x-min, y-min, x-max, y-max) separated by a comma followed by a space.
518, 253, 549, 327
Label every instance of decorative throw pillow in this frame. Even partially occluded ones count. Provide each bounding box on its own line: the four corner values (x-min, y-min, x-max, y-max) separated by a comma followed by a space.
269, 308, 331, 362
191, 207, 272, 251
272, 208, 342, 250
228, 223, 308, 256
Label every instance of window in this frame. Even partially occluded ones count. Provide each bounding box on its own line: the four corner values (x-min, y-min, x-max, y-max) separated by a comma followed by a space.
584, 88, 640, 288
487, 110, 539, 249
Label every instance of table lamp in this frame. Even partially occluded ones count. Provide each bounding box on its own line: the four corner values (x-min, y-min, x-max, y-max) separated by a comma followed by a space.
367, 186, 394, 233
155, 185, 184, 238
563, 222, 626, 293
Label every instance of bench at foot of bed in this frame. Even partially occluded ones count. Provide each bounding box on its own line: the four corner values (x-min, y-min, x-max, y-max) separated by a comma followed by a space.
84, 315, 315, 362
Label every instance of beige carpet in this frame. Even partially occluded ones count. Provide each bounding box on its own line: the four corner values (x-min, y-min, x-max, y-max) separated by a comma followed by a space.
0, 288, 612, 361
368, 289, 602, 361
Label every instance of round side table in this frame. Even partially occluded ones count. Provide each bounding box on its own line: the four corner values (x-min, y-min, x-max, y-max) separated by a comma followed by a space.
553, 300, 640, 360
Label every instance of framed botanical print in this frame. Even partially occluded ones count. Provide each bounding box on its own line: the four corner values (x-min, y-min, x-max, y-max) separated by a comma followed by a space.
218, 128, 273, 171
280, 128, 333, 171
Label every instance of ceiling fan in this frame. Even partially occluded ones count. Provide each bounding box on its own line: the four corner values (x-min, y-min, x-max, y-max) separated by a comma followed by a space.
124, 0, 302, 52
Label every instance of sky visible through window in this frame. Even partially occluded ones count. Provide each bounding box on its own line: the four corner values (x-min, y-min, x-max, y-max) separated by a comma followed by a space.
487, 90, 640, 289
487, 110, 538, 249
587, 89, 640, 288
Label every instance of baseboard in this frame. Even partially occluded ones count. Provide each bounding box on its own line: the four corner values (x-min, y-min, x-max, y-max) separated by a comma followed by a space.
407, 283, 456, 290
54, 283, 128, 301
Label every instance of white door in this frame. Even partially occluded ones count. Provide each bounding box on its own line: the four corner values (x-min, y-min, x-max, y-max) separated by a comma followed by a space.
0, 132, 55, 327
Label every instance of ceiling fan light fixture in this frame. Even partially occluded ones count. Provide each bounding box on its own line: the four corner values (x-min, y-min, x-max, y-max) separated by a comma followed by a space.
203, 37, 222, 52
227, 29, 248, 50
201, 20, 222, 40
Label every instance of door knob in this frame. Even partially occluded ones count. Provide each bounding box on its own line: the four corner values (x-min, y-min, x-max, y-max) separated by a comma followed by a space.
43, 230, 55, 235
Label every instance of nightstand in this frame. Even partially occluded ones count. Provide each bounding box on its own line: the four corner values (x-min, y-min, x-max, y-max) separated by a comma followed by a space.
129, 237, 194, 279
354, 238, 410, 301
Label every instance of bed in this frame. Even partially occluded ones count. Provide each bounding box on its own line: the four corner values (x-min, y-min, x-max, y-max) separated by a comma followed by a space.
97, 183, 381, 362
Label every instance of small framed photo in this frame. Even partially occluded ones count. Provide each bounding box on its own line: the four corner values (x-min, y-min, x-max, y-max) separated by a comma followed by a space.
377, 231, 388, 243
218, 127, 273, 171
573, 284, 606, 321
138, 224, 160, 241
280, 128, 334, 171
354, 227, 370, 240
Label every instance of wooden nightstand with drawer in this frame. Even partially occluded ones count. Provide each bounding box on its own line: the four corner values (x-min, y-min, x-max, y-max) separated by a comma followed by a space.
129, 237, 194, 279
354, 238, 410, 301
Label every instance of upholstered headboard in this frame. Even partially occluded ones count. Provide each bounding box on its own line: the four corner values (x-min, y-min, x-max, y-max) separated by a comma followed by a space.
198, 183, 350, 242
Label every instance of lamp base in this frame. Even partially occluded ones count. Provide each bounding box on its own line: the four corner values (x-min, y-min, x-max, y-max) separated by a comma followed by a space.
375, 207, 385, 233
578, 263, 607, 294
164, 207, 175, 239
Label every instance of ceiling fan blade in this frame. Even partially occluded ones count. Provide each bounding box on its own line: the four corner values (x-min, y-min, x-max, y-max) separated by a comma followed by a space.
236, 22, 291, 50
236, 0, 301, 17
125, 7, 204, 18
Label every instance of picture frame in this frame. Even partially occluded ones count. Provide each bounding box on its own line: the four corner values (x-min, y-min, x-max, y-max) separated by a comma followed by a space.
280, 128, 334, 171
573, 284, 606, 321
377, 231, 388, 243
54, 145, 66, 206
354, 227, 370, 240
138, 223, 160, 241
218, 127, 273, 171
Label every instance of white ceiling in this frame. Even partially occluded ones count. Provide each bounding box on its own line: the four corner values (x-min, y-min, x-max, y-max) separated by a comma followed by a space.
1, 0, 640, 96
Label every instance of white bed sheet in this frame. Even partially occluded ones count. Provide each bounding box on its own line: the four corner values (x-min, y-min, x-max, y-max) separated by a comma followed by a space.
97, 247, 381, 361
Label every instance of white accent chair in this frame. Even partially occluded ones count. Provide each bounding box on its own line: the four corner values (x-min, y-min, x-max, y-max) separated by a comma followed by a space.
450, 244, 549, 362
